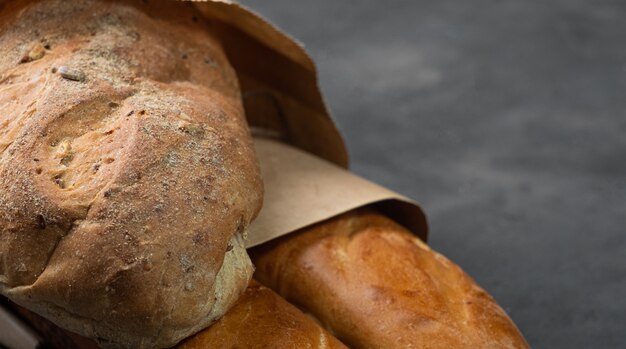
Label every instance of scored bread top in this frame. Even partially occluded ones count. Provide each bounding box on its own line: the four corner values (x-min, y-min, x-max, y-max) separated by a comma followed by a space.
0, 1, 262, 348
251, 209, 530, 349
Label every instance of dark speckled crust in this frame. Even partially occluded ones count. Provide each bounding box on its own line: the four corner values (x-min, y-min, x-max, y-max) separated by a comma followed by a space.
0, 1, 262, 348
251, 209, 529, 349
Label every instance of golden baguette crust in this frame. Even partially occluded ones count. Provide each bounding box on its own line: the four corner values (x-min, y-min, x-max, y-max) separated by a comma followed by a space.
0, 1, 262, 348
251, 209, 530, 349
176, 280, 348, 349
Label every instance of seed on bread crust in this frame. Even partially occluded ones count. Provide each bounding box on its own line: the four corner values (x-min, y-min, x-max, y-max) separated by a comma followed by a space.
58, 66, 86, 81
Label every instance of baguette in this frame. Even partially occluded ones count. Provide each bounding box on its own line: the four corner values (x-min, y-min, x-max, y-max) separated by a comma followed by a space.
176, 280, 348, 349
0, 1, 262, 348
251, 209, 530, 349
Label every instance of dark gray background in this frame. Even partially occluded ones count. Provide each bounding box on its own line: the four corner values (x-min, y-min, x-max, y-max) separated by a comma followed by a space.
238, 1, 626, 348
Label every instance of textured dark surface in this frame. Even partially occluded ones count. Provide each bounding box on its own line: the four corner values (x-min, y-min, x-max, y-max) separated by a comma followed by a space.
239, 1, 626, 348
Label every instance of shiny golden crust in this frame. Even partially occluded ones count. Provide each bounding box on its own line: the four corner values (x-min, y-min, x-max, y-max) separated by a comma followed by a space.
251, 210, 529, 349
0, 1, 262, 348
176, 280, 348, 349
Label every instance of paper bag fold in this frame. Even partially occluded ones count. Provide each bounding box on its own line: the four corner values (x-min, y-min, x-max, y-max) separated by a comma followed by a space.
247, 138, 428, 247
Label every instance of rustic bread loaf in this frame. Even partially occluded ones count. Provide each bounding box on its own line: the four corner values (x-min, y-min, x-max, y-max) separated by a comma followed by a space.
251, 209, 530, 349
0, 1, 262, 348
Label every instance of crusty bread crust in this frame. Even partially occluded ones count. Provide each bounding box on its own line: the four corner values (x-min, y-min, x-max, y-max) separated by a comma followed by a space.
0, 1, 262, 348
251, 209, 530, 349
176, 280, 348, 349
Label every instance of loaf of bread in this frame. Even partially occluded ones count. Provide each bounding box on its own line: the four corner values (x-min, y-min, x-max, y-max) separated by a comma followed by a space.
0, 1, 262, 348
176, 280, 348, 349
251, 209, 530, 349
6, 280, 347, 349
